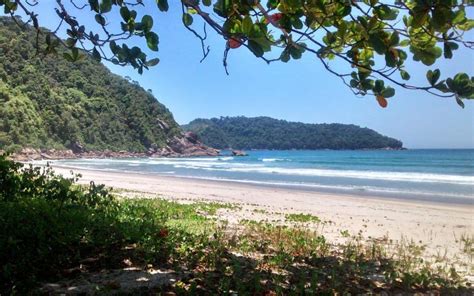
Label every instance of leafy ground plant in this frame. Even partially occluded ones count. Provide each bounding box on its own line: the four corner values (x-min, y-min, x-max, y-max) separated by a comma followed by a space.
285, 213, 322, 223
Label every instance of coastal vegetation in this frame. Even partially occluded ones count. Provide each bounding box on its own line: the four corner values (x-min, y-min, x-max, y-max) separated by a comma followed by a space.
183, 116, 403, 150
0, 17, 180, 153
1, 154, 471, 294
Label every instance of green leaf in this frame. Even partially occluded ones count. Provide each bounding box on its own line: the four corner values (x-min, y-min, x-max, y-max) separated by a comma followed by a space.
279, 15, 293, 32
374, 80, 384, 93
412, 46, 442, 66
361, 79, 374, 90
130, 46, 141, 58
156, 0, 168, 12
182, 13, 193, 26
251, 37, 272, 52
455, 96, 465, 108
248, 40, 264, 57
100, 0, 112, 13
350, 79, 358, 88
202, 0, 212, 6
120, 7, 130, 21
110, 41, 119, 54
337, 5, 351, 17
400, 70, 410, 81
444, 42, 453, 59
141, 15, 153, 32
458, 19, 474, 31
242, 15, 253, 34
411, 11, 429, 28
291, 17, 303, 29
374, 4, 398, 21
369, 34, 387, 55
88, 0, 99, 12
389, 31, 399, 46
92, 47, 101, 62
249, 24, 264, 39
434, 81, 449, 93
381, 87, 395, 98
213, 0, 231, 18
399, 39, 410, 47
289, 46, 302, 60
187, 8, 198, 14
452, 8, 466, 25
444, 41, 458, 59
426, 69, 440, 86
145, 58, 160, 67
385, 50, 397, 67
145, 32, 159, 51
280, 50, 290, 63
431, 6, 451, 30
95, 14, 106, 26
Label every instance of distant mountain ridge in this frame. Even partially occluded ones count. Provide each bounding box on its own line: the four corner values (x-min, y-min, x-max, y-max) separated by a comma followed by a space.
183, 116, 403, 150
0, 17, 217, 158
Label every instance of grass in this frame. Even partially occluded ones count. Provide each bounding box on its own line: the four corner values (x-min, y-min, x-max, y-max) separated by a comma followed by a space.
1, 155, 472, 294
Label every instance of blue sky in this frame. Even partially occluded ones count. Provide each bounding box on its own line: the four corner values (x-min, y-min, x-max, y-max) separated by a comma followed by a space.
9, 2, 474, 148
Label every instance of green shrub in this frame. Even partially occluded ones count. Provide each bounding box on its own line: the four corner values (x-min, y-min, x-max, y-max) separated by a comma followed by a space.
0, 155, 169, 293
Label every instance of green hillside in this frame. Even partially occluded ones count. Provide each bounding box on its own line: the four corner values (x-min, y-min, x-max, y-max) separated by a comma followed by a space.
0, 17, 181, 153
183, 116, 403, 150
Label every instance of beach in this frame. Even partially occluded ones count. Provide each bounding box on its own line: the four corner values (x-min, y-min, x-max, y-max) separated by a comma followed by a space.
52, 165, 473, 258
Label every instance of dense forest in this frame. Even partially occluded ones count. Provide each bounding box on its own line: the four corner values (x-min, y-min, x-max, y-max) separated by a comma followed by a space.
183, 117, 403, 150
0, 17, 181, 153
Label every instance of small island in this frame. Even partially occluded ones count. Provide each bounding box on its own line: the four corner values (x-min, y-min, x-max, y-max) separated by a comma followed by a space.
183, 116, 403, 150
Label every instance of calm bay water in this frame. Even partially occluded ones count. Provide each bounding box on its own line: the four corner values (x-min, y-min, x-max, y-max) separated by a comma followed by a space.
42, 149, 474, 204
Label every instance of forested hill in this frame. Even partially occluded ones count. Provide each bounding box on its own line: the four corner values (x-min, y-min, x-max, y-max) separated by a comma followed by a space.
0, 17, 195, 154
183, 117, 404, 150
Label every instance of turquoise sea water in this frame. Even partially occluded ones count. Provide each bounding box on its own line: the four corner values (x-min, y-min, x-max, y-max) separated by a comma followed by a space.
41, 149, 474, 204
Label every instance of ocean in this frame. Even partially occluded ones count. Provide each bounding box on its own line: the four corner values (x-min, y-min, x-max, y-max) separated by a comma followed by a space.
41, 149, 474, 204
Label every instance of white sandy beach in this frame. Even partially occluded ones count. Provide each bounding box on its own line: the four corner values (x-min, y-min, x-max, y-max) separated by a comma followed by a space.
50, 165, 474, 259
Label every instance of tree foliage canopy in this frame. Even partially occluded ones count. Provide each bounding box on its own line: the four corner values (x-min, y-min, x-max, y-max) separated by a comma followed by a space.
183, 116, 403, 149
0, 17, 180, 152
1, 0, 473, 107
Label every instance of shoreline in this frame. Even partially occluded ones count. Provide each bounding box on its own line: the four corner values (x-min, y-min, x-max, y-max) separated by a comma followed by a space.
50, 165, 474, 258
45, 161, 474, 206
6, 146, 417, 162
52, 163, 473, 207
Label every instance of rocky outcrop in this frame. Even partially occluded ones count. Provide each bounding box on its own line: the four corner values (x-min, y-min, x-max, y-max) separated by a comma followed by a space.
232, 150, 248, 157
156, 118, 170, 131
70, 141, 86, 154
184, 131, 199, 144
8, 132, 219, 161
10, 148, 77, 162
151, 132, 219, 157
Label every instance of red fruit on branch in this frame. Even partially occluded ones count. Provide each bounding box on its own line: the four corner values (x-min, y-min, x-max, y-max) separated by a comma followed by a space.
227, 38, 242, 49
265, 13, 283, 24
376, 95, 388, 108
270, 13, 283, 22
